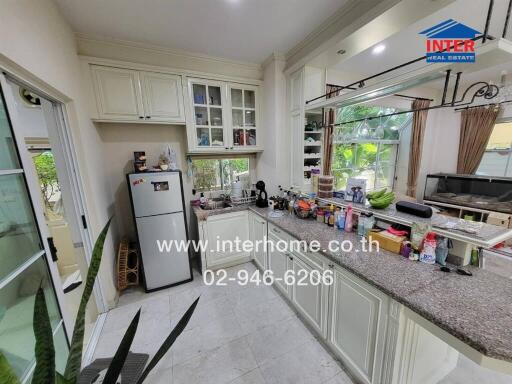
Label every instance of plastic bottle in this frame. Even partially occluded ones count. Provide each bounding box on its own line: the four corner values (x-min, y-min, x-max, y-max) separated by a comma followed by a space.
364, 213, 375, 236
334, 208, 341, 229
345, 205, 353, 232
357, 213, 366, 236
419, 232, 437, 264
471, 247, 479, 266
337, 208, 346, 230
328, 204, 335, 227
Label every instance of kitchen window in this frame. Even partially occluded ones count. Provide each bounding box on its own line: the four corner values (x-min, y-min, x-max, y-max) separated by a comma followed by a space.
192, 157, 250, 192
331, 105, 412, 191
477, 121, 512, 177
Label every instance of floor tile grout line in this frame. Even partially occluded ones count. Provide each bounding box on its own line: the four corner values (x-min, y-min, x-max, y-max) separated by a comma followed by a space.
254, 337, 316, 371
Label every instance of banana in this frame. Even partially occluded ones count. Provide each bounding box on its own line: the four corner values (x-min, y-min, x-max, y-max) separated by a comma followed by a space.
367, 188, 386, 200
369, 191, 395, 209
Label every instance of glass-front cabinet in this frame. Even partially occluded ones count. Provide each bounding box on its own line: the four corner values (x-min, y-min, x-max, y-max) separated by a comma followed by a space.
229, 84, 258, 148
186, 78, 260, 153
189, 79, 226, 149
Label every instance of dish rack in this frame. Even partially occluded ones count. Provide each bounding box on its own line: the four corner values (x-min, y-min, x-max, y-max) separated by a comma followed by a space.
230, 195, 257, 205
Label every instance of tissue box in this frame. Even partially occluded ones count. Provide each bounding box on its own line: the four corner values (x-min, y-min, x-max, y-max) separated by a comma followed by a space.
368, 230, 407, 254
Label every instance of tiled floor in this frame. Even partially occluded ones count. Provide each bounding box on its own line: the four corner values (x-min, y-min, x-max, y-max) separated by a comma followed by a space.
93, 263, 353, 384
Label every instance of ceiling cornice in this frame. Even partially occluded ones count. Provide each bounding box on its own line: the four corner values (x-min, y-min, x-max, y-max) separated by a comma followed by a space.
285, 0, 361, 61
75, 32, 262, 70
284, 0, 401, 72
262, 51, 286, 69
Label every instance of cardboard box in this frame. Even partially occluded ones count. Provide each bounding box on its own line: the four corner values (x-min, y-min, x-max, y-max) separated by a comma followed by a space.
368, 230, 407, 254
486, 212, 511, 228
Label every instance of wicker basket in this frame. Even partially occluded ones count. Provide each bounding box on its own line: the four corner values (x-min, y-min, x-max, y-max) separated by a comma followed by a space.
117, 238, 140, 291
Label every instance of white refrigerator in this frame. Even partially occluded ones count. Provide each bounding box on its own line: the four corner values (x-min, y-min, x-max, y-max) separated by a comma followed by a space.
127, 170, 192, 291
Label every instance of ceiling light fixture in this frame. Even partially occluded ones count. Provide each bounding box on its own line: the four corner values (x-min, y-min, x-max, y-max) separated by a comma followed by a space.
372, 44, 386, 55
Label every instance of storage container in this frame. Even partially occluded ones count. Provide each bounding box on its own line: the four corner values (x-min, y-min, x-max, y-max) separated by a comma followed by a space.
368, 230, 407, 254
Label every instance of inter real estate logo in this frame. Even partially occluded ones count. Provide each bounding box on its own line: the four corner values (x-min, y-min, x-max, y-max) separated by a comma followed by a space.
419, 19, 481, 63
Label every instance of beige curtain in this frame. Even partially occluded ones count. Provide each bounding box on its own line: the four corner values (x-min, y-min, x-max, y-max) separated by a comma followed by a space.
457, 106, 501, 174
322, 85, 341, 176
406, 99, 431, 197
323, 108, 334, 175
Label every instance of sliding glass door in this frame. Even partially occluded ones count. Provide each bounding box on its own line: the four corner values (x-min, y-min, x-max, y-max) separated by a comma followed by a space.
0, 83, 68, 381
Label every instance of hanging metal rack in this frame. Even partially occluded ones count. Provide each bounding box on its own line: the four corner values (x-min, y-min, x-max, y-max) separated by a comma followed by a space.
305, 0, 507, 106
330, 71, 500, 127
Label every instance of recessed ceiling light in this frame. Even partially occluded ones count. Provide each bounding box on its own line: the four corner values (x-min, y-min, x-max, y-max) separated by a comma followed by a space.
372, 44, 386, 55
337, 49, 346, 55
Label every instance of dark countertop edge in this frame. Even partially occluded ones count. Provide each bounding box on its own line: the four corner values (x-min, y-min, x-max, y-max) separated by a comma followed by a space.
246, 206, 512, 363
316, 197, 512, 249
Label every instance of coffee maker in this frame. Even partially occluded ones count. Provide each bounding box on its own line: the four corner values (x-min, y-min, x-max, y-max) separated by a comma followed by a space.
255, 180, 268, 208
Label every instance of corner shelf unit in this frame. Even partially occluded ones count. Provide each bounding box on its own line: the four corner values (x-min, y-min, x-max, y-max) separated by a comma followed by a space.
303, 110, 323, 185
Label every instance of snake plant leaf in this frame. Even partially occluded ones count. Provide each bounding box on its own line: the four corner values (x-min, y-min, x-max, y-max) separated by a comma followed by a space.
64, 218, 112, 382
0, 352, 21, 384
136, 296, 200, 384
32, 286, 55, 384
56, 372, 72, 384
102, 309, 141, 384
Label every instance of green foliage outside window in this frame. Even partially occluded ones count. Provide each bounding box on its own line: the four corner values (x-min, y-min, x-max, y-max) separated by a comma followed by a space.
332, 105, 411, 191
192, 158, 250, 192
33, 151, 59, 208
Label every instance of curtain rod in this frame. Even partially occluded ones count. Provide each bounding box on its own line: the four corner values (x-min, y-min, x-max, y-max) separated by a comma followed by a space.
332, 104, 442, 127
327, 98, 509, 127
454, 99, 512, 111
325, 83, 433, 102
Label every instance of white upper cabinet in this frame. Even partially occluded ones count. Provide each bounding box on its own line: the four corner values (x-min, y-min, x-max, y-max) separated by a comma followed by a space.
92, 66, 144, 121
140, 72, 185, 123
186, 77, 261, 153
187, 78, 227, 151
228, 84, 259, 150
90, 64, 185, 123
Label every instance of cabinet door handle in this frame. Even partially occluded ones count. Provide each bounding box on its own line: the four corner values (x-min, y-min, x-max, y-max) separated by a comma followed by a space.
289, 256, 294, 261
328, 264, 334, 268
225, 147, 229, 150
139, 116, 144, 119
272, 227, 280, 234
146, 116, 151, 119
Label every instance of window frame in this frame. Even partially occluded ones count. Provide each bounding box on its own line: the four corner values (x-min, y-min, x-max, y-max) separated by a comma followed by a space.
331, 104, 411, 192
191, 156, 252, 192
477, 118, 512, 177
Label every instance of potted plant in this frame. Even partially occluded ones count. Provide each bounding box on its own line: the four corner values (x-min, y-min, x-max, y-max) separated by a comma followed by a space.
0, 219, 199, 384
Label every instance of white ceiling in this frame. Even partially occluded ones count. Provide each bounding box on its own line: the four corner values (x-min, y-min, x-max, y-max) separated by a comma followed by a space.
331, 0, 512, 84
53, 0, 349, 64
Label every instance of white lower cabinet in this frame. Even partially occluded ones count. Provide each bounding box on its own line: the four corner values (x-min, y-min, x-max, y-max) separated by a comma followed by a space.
291, 253, 327, 337
328, 265, 389, 384
203, 210, 250, 269
267, 232, 292, 297
249, 212, 267, 270
264, 225, 393, 384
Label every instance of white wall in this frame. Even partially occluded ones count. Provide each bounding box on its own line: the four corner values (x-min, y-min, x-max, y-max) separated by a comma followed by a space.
257, 55, 288, 196
0, 0, 118, 307
97, 123, 192, 239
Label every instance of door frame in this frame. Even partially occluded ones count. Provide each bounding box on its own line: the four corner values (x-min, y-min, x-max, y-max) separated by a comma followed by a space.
0, 72, 108, 326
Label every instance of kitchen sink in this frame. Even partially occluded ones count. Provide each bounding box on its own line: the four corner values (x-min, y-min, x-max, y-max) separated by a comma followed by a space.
200, 198, 232, 210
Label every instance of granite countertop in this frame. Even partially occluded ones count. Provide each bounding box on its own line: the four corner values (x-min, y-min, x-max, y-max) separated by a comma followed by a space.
244, 206, 512, 363
192, 203, 254, 221
317, 197, 512, 248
